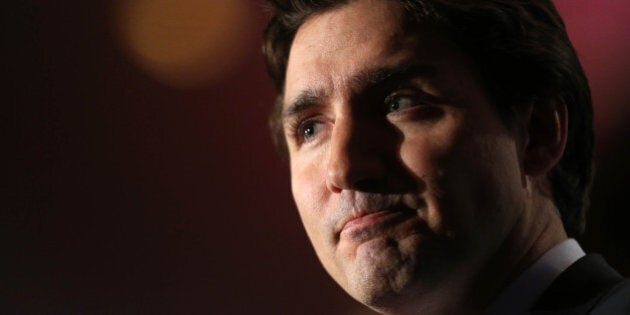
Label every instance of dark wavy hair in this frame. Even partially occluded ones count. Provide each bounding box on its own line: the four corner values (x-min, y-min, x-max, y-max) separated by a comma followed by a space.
262, 0, 594, 237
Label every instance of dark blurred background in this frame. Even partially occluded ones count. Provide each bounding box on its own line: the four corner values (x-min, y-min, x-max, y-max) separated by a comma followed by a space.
4, 0, 629, 314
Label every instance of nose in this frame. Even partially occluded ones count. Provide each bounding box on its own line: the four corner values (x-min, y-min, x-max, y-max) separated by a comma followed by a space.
326, 115, 389, 193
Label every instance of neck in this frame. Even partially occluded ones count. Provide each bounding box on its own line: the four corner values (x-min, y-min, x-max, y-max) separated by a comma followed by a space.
464, 195, 568, 314
468, 205, 567, 311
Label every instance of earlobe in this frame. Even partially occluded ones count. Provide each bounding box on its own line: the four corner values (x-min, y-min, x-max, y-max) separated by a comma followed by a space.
523, 96, 568, 177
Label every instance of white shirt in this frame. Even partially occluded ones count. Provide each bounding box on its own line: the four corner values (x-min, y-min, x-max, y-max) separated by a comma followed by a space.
483, 239, 586, 315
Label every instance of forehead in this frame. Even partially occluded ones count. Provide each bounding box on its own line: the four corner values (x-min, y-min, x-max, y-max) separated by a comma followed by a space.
284, 0, 414, 105
292, 0, 407, 53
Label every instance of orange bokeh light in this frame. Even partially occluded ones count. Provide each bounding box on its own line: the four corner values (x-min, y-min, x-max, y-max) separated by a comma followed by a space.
114, 0, 253, 89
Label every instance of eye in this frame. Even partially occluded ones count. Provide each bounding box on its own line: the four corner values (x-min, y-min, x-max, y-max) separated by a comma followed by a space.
300, 120, 320, 140
387, 94, 416, 113
291, 117, 328, 146
384, 91, 431, 114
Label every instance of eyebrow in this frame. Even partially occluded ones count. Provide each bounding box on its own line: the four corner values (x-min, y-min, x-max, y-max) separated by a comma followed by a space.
282, 64, 436, 124
282, 89, 325, 124
351, 64, 436, 92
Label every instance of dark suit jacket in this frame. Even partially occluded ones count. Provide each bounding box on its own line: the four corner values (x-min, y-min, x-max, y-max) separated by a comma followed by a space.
531, 254, 630, 314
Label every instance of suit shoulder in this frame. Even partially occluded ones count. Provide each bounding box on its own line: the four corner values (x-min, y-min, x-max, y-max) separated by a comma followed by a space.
591, 278, 630, 315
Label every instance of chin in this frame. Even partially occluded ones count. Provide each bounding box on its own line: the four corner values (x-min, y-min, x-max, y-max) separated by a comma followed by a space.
339, 233, 458, 310
341, 236, 420, 305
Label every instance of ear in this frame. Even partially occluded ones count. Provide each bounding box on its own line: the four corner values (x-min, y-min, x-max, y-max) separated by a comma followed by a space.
522, 96, 568, 177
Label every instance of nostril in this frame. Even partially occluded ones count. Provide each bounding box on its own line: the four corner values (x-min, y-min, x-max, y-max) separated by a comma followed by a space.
326, 157, 388, 193
326, 179, 343, 193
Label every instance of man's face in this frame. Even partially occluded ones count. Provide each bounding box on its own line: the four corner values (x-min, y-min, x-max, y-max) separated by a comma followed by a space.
282, 0, 530, 307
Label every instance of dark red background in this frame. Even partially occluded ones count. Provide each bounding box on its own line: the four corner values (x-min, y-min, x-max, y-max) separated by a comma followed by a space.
5, 1, 629, 314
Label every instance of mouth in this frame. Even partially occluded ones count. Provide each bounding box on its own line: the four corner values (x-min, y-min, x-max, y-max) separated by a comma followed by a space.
341, 211, 398, 231
337, 207, 418, 243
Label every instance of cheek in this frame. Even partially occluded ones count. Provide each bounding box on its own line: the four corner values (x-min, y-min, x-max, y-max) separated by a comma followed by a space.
290, 154, 330, 242
397, 122, 458, 191
396, 122, 520, 238
397, 129, 460, 236
396, 112, 464, 178
290, 156, 348, 285
399, 138, 447, 178
439, 133, 524, 239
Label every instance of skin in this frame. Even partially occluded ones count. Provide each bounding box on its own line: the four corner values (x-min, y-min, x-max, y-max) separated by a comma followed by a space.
282, 0, 568, 313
